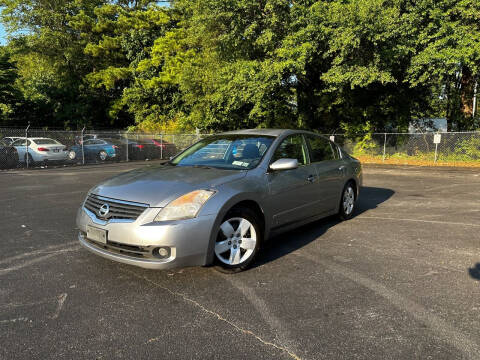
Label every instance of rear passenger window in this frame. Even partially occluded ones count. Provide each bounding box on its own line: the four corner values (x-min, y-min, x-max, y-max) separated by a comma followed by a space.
307, 135, 337, 162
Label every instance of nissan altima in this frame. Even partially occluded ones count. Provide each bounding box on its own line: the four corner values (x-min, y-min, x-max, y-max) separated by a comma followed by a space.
77, 129, 362, 272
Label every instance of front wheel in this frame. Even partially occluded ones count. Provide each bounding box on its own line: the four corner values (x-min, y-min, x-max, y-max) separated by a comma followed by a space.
214, 207, 262, 273
98, 150, 108, 161
24, 153, 35, 167
338, 182, 356, 220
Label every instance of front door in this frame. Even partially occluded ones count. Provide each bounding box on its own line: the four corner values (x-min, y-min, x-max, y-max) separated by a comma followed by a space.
267, 134, 322, 228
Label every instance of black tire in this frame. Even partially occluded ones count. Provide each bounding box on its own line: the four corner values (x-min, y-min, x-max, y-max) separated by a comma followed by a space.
338, 181, 356, 220
24, 153, 34, 167
213, 207, 263, 273
6, 156, 17, 169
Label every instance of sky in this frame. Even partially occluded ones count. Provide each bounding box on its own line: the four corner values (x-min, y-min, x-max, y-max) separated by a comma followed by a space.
0, 23, 6, 45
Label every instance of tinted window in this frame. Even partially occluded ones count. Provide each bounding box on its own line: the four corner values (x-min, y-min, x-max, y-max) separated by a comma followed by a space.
13, 139, 28, 146
33, 139, 58, 145
272, 135, 308, 165
307, 135, 337, 162
102, 138, 125, 145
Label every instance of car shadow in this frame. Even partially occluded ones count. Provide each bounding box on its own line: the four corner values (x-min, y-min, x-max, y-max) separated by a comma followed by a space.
252, 186, 395, 268
468, 264, 480, 281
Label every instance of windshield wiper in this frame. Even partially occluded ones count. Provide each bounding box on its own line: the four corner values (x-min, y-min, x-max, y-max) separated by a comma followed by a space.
191, 165, 214, 169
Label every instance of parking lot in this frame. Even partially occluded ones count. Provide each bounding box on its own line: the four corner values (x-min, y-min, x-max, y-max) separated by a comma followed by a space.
1, 163, 479, 360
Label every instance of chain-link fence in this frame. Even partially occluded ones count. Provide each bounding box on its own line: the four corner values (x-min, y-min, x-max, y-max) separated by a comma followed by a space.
329, 131, 480, 166
0, 127, 202, 169
0, 128, 479, 169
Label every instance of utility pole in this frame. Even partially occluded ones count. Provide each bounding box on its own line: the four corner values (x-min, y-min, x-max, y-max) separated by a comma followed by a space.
473, 79, 478, 118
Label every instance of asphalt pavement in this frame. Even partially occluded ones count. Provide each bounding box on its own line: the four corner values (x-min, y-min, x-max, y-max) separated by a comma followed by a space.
1, 162, 479, 359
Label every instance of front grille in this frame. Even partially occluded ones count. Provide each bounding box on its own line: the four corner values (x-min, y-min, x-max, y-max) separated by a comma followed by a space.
84, 236, 157, 260
84, 193, 148, 221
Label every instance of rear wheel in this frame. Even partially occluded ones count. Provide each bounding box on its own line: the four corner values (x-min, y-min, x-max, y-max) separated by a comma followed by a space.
338, 181, 356, 220
214, 207, 262, 273
68, 150, 76, 161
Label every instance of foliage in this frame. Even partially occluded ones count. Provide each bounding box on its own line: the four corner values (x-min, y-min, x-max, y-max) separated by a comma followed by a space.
0, 0, 479, 131
0, 47, 22, 124
454, 135, 480, 159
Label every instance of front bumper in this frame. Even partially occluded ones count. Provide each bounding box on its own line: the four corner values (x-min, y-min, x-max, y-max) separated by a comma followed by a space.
76, 206, 217, 270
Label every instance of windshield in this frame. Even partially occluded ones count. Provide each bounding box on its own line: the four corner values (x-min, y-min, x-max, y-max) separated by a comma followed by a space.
170, 135, 275, 170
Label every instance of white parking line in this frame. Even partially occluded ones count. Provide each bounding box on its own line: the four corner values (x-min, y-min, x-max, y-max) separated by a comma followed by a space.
0, 246, 80, 276
50, 293, 68, 319
0, 242, 78, 266
295, 252, 480, 360
220, 274, 300, 357
357, 216, 480, 227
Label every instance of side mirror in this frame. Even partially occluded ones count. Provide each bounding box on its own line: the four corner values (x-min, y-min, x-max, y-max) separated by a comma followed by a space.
269, 158, 298, 171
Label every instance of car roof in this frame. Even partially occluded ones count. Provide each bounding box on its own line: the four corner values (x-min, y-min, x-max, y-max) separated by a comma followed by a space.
219, 129, 291, 137
218, 128, 322, 137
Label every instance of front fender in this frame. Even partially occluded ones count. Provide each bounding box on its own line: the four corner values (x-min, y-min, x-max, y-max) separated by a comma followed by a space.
201, 173, 271, 266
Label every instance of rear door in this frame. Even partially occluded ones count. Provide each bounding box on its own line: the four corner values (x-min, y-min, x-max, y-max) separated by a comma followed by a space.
305, 134, 344, 213
12, 139, 28, 162
266, 134, 322, 228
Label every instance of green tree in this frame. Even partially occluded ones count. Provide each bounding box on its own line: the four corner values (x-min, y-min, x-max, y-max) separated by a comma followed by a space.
0, 0, 129, 128
406, 0, 480, 130
71, 1, 177, 130
0, 47, 23, 125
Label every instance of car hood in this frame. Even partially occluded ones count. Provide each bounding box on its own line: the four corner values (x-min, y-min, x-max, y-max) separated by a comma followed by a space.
91, 164, 247, 207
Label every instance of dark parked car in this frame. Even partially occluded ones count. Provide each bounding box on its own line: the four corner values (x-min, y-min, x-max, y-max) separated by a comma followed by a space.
68, 139, 119, 162
102, 138, 177, 161
126, 139, 177, 160
0, 139, 19, 168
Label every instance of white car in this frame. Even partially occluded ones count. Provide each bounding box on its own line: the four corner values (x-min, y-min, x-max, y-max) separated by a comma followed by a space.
12, 137, 70, 164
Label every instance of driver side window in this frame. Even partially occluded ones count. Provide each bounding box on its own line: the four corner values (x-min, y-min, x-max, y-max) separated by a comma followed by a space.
272, 135, 308, 166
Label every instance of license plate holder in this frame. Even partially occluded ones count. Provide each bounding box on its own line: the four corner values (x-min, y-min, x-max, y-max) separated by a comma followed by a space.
86, 225, 107, 244
53, 149, 60, 152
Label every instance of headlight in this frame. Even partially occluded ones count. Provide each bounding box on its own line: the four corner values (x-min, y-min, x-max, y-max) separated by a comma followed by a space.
154, 190, 215, 222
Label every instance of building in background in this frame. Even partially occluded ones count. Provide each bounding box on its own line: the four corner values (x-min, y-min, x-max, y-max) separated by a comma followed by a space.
408, 118, 448, 133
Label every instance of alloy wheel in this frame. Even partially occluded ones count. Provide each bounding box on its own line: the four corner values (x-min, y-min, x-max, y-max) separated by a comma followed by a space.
343, 186, 355, 215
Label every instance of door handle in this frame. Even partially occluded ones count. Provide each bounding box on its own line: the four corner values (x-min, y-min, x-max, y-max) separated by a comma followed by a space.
307, 175, 316, 182
338, 165, 346, 171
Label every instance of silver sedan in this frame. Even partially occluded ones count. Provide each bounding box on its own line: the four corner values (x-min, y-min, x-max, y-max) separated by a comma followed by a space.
76, 129, 362, 272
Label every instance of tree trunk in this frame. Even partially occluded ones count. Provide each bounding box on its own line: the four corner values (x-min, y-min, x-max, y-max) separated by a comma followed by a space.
461, 66, 474, 117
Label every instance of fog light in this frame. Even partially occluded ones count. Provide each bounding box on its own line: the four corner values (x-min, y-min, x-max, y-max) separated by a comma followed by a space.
153, 247, 170, 259
158, 248, 168, 257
